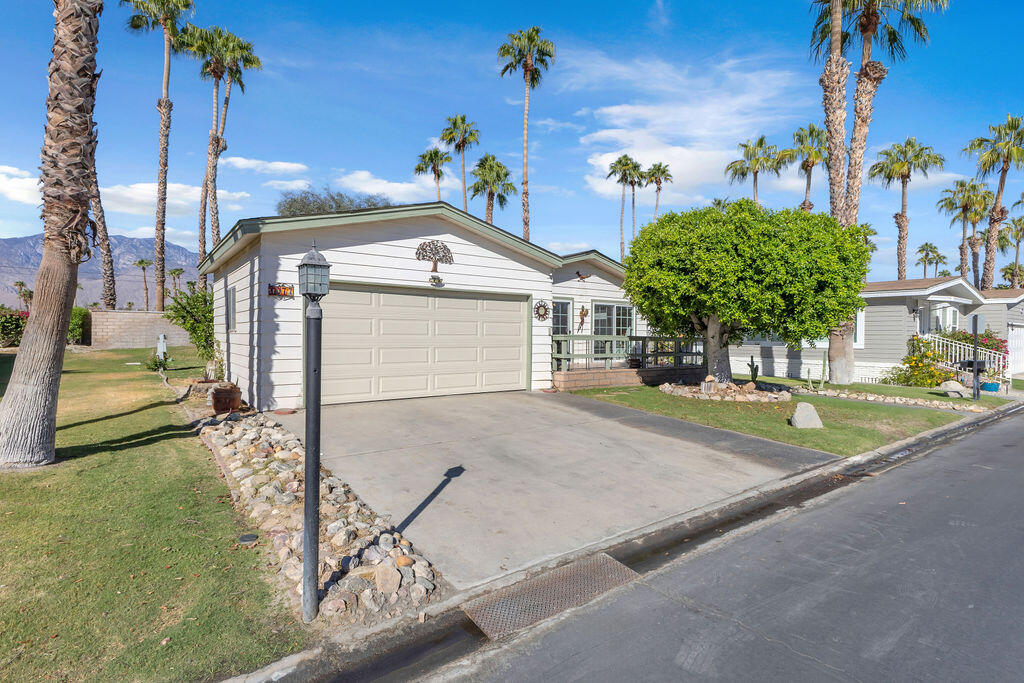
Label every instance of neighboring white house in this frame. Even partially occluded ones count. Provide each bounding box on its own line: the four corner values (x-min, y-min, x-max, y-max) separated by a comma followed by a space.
200, 202, 639, 411
731, 277, 1024, 382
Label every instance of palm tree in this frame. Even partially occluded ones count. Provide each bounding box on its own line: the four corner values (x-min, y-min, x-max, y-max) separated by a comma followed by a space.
915, 242, 938, 279
964, 115, 1024, 289
88, 164, 116, 309
414, 148, 452, 202
787, 123, 828, 212
625, 158, 644, 240
122, 0, 194, 310
0, 0, 102, 468
12, 281, 26, 312
937, 179, 991, 283
998, 216, 1024, 288
607, 154, 638, 261
168, 267, 185, 291
644, 162, 673, 220
134, 259, 153, 311
725, 136, 786, 205
23, 290, 34, 312
498, 26, 555, 241
867, 137, 944, 280
966, 187, 995, 289
937, 269, 952, 277
931, 252, 948, 278
440, 115, 481, 212
469, 154, 516, 224
811, 0, 949, 227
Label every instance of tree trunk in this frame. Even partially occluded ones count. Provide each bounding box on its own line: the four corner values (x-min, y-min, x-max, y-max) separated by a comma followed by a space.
197, 78, 219, 284
434, 174, 441, 202
521, 64, 531, 241
210, 77, 233, 246
752, 171, 759, 205
141, 269, 149, 311
843, 61, 887, 226
1014, 243, 1021, 289
0, 0, 101, 468
619, 184, 626, 261
895, 177, 909, 280
969, 232, 982, 289
982, 167, 1010, 290
485, 190, 494, 224
631, 184, 636, 240
800, 165, 814, 212
653, 184, 661, 220
89, 165, 115, 309
460, 148, 467, 212
958, 217, 970, 279
153, 25, 173, 312
703, 314, 733, 383
827, 318, 855, 385
820, 53, 850, 223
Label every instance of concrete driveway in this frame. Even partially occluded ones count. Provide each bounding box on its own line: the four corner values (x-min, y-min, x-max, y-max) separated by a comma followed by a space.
277, 392, 833, 590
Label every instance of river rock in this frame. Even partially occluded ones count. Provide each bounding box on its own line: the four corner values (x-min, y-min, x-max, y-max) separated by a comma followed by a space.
790, 402, 823, 429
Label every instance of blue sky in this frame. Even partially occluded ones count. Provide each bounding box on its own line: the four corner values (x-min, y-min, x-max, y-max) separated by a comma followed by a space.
1, 1, 1022, 281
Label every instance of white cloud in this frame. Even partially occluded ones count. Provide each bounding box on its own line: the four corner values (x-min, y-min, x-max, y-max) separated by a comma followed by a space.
910, 171, 966, 191
765, 165, 809, 194
219, 156, 309, 175
648, 0, 671, 33
263, 179, 311, 191
533, 184, 576, 197
101, 182, 250, 216
0, 165, 41, 205
504, 96, 524, 106
535, 118, 585, 133
113, 225, 195, 248
547, 241, 591, 252
334, 169, 460, 203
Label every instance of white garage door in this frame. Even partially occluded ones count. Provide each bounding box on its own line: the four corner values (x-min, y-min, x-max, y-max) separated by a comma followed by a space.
318, 284, 528, 404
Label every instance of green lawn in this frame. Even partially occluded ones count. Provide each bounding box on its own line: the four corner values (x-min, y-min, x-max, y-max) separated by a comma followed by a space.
576, 385, 962, 457
733, 373, 1009, 409
0, 347, 306, 680
1014, 377, 1024, 392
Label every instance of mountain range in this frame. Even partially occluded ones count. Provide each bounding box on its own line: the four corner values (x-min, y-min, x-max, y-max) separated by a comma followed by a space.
0, 234, 199, 310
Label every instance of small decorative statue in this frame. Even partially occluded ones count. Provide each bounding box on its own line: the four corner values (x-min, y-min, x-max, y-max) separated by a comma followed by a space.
415, 240, 454, 273
575, 270, 592, 282
577, 305, 589, 332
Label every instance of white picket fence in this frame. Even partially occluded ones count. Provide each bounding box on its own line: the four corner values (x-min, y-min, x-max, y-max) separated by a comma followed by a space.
923, 333, 1010, 384
1009, 324, 1024, 376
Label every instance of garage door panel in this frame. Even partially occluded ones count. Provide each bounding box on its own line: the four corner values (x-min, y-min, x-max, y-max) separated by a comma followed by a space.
320, 285, 527, 404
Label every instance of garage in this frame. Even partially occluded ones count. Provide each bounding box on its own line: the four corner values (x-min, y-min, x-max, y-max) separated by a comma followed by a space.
319, 284, 529, 404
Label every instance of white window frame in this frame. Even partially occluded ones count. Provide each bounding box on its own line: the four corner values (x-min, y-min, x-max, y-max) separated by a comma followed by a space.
226, 286, 237, 332
552, 299, 571, 336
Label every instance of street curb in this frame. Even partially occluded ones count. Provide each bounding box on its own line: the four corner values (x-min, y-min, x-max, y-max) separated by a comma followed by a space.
229, 398, 1024, 682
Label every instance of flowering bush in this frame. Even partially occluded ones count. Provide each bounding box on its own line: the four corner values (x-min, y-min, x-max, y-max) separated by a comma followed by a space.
0, 311, 29, 347
937, 328, 1007, 354
880, 335, 954, 387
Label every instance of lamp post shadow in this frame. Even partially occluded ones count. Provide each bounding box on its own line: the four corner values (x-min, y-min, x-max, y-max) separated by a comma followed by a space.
396, 465, 466, 534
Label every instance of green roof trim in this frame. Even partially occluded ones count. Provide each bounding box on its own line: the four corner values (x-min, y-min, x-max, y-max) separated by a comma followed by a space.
198, 202, 565, 274
558, 249, 625, 276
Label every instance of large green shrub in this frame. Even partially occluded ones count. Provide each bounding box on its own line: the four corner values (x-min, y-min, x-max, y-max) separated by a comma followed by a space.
67, 306, 90, 345
164, 282, 214, 361
0, 312, 28, 347
880, 335, 954, 387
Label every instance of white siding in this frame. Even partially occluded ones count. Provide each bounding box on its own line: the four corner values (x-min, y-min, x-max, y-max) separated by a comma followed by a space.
213, 241, 260, 407
970, 302, 1010, 337
255, 215, 555, 410
551, 264, 647, 336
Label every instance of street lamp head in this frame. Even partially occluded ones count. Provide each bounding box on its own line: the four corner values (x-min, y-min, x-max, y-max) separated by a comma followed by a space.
298, 242, 330, 301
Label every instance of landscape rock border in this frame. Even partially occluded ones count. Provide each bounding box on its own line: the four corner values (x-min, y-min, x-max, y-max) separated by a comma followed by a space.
790, 385, 987, 412
197, 412, 447, 629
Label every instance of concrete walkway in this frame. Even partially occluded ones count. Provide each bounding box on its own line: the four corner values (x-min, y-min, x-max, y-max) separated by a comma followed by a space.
278, 392, 833, 590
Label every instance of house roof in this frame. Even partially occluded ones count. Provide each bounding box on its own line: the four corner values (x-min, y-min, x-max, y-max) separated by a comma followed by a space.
861, 276, 986, 304
862, 276, 960, 293
198, 202, 566, 275
979, 287, 1024, 302
558, 249, 625, 276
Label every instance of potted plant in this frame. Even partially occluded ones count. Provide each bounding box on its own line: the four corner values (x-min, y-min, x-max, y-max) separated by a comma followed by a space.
980, 367, 1002, 393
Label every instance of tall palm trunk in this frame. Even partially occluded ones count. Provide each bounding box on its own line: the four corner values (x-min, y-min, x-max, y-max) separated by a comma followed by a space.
89, 165, 116, 309
982, 164, 1010, 290
969, 229, 982, 289
618, 184, 626, 261
630, 183, 637, 240
459, 148, 467, 212
0, 0, 102, 468
520, 59, 532, 241
752, 171, 759, 205
210, 76, 233, 246
485, 190, 495, 224
801, 165, 814, 212
152, 24, 173, 311
141, 268, 149, 311
958, 217, 970, 280
844, 20, 887, 227
653, 183, 661, 220
197, 78, 220, 291
895, 177, 909, 280
434, 173, 441, 202
1013, 242, 1021, 288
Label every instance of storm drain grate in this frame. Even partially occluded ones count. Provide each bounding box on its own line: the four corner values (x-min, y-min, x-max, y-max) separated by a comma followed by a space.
462, 553, 639, 640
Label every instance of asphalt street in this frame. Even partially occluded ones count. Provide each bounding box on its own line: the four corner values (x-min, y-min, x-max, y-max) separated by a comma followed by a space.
423, 410, 1024, 682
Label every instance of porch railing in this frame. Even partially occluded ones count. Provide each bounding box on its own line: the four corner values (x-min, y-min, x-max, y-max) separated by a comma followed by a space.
551, 335, 704, 372
922, 333, 1010, 384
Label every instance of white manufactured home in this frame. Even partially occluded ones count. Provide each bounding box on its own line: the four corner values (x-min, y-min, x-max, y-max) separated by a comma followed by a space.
199, 203, 644, 411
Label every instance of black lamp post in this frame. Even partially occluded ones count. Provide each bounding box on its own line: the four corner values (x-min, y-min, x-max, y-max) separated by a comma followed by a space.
298, 242, 330, 623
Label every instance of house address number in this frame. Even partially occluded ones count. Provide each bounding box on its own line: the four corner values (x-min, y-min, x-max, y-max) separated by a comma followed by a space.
268, 283, 294, 297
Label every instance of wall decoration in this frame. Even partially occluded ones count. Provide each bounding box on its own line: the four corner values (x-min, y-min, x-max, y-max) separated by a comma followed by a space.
575, 270, 592, 282
416, 240, 454, 273
534, 300, 550, 321
268, 283, 294, 297
429, 275, 444, 287
577, 305, 589, 332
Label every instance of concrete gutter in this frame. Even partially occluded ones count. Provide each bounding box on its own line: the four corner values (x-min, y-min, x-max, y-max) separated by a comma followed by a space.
225, 398, 1023, 682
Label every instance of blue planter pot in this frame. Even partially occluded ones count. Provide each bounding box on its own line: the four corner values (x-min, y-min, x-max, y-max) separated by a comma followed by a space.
981, 382, 1000, 392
